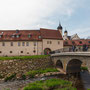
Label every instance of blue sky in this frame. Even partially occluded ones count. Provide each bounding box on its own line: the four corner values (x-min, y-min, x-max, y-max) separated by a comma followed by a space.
0, 0, 90, 38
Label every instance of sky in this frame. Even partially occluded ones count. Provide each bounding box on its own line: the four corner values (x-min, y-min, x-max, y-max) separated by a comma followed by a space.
0, 0, 90, 38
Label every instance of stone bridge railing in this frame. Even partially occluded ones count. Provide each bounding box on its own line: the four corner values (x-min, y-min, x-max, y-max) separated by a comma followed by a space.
50, 47, 89, 54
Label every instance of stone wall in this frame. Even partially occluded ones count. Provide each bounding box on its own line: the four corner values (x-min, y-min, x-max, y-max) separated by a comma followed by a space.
0, 57, 53, 77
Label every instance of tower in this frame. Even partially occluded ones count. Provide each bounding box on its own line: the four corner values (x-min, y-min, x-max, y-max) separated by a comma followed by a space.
64, 30, 68, 37
57, 22, 63, 36
63, 29, 68, 40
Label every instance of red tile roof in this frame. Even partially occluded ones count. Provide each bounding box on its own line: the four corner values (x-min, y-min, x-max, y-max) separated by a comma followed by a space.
64, 40, 90, 46
0, 30, 41, 41
0, 28, 63, 41
40, 28, 63, 40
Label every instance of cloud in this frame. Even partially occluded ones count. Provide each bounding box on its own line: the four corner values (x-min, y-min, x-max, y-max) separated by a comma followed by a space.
69, 27, 90, 38
0, 0, 78, 29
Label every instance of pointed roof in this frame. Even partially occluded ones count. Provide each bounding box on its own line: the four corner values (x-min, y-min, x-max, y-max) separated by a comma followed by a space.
71, 33, 80, 40
57, 22, 63, 30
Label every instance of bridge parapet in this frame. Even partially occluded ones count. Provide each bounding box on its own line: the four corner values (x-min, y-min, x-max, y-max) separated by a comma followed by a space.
51, 52, 90, 57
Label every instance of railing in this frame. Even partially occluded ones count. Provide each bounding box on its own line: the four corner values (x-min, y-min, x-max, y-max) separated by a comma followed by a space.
50, 47, 89, 54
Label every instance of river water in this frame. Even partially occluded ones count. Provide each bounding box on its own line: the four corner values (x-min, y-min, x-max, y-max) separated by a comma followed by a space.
0, 71, 90, 90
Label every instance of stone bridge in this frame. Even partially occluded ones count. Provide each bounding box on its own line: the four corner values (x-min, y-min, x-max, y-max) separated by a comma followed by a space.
51, 52, 90, 74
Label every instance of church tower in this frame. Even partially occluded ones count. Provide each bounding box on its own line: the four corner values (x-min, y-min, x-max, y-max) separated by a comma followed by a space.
57, 22, 63, 36
63, 29, 68, 40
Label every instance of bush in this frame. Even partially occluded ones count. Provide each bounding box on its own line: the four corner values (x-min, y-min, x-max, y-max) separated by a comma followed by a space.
4, 73, 16, 82
23, 78, 76, 90
55, 87, 77, 90
24, 86, 42, 90
22, 74, 26, 80
26, 68, 59, 78
80, 67, 88, 70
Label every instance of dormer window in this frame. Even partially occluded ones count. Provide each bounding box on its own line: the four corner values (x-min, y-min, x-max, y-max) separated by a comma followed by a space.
88, 41, 90, 43
28, 34, 32, 38
12, 35, 15, 38
16, 30, 19, 33
39, 36, 41, 39
0, 35, 2, 38
16, 35, 20, 38
65, 41, 68, 44
72, 41, 75, 44
79, 41, 82, 44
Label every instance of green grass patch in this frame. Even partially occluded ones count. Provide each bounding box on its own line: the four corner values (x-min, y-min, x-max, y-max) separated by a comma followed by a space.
88, 89, 90, 90
23, 78, 76, 90
0, 55, 49, 60
80, 67, 88, 70
26, 68, 59, 78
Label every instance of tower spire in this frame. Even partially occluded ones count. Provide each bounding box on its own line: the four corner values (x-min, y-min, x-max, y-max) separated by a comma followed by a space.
57, 21, 63, 30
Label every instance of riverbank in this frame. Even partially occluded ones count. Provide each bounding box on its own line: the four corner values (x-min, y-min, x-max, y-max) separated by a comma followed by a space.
0, 73, 86, 90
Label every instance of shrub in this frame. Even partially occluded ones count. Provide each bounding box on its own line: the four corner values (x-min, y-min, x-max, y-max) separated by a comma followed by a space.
26, 68, 59, 78
80, 67, 88, 70
24, 86, 42, 90
23, 78, 75, 90
4, 73, 16, 82
22, 74, 26, 80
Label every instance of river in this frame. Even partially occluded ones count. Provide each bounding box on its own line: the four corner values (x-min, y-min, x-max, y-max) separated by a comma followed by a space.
0, 71, 90, 90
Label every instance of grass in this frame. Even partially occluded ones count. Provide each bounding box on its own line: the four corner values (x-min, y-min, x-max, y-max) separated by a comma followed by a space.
0, 55, 49, 60
80, 67, 88, 71
23, 78, 77, 90
26, 68, 59, 78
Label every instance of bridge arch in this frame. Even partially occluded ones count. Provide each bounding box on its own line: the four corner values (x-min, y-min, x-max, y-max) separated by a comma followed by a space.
66, 59, 82, 74
56, 60, 63, 69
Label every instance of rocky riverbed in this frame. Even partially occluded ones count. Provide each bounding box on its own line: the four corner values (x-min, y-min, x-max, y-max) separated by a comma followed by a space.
0, 73, 86, 90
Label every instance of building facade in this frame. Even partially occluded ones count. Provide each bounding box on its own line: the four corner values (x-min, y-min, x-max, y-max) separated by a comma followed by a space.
63, 30, 80, 40
64, 39, 90, 51
0, 27, 63, 56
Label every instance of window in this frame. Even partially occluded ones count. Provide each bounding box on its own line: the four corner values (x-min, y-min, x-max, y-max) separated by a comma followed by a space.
0, 51, 2, 53
47, 41, 52, 44
11, 42, 13, 46
21, 51, 23, 53
27, 52, 29, 54
0, 35, 2, 38
12, 35, 15, 38
39, 36, 41, 39
28, 34, 31, 38
65, 41, 68, 44
10, 51, 12, 53
88, 41, 90, 43
2, 42, 5, 46
58, 41, 60, 45
26, 42, 29, 46
16, 35, 20, 38
47, 41, 49, 44
79, 41, 82, 44
18, 42, 20, 46
34, 42, 36, 46
50, 41, 52, 44
72, 41, 75, 44
22, 42, 25, 46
